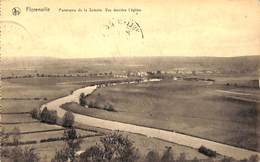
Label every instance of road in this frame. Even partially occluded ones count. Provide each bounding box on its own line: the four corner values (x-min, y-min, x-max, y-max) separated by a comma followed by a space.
216, 90, 260, 103
41, 85, 260, 160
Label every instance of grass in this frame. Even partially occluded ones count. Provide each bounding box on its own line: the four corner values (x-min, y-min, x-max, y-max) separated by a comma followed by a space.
1, 77, 113, 124
2, 77, 208, 161
1, 77, 108, 160
1, 123, 63, 133
19, 129, 97, 141
1, 114, 37, 123
63, 80, 259, 151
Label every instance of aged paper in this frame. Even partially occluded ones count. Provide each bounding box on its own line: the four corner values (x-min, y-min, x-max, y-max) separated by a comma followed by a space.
1, 0, 260, 162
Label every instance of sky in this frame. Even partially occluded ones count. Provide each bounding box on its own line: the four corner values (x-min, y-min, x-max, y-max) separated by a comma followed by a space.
2, 0, 260, 58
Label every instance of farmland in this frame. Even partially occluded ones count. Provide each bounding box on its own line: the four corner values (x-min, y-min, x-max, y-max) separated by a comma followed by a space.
1, 56, 259, 161
63, 79, 259, 151
1, 76, 206, 161
1, 76, 107, 161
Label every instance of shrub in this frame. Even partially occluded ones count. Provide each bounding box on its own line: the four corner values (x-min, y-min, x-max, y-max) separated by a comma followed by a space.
221, 157, 236, 162
80, 132, 139, 162
4, 146, 40, 162
62, 111, 75, 127
198, 146, 217, 157
11, 127, 21, 146
79, 145, 104, 162
79, 93, 86, 106
40, 137, 62, 143
51, 149, 68, 162
144, 150, 160, 162
63, 128, 83, 161
31, 108, 40, 119
88, 100, 95, 108
3, 140, 37, 146
161, 147, 174, 162
40, 107, 57, 124
104, 104, 116, 112
100, 132, 139, 162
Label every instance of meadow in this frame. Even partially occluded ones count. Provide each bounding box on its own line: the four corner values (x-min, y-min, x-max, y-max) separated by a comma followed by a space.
63, 79, 259, 151
1, 77, 206, 161
1, 76, 107, 161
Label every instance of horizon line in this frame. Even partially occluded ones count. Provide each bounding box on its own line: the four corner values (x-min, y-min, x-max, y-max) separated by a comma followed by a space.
3, 54, 260, 59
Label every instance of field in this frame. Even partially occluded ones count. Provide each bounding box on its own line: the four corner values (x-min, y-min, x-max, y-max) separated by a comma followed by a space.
62, 79, 259, 151
1, 77, 207, 161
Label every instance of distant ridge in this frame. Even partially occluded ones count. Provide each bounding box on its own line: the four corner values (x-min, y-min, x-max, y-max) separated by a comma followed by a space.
1, 55, 259, 76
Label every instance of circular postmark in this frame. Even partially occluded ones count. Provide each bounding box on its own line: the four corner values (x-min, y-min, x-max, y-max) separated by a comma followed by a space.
101, 18, 145, 58
0, 20, 32, 56
12, 7, 21, 16
103, 18, 144, 39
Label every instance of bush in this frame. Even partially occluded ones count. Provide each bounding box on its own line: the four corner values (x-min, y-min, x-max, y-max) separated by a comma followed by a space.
221, 157, 236, 162
3, 141, 37, 146
80, 132, 139, 162
31, 108, 40, 119
79, 93, 86, 106
100, 132, 139, 162
104, 104, 116, 112
79, 145, 104, 162
10, 147, 40, 162
9, 127, 21, 146
40, 107, 57, 124
144, 150, 160, 162
161, 147, 174, 162
63, 128, 83, 161
51, 149, 68, 162
40, 137, 64, 143
88, 100, 95, 108
198, 146, 217, 157
62, 111, 75, 127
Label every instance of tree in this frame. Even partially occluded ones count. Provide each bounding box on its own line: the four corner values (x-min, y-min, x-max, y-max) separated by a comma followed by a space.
79, 145, 105, 162
63, 128, 83, 162
80, 132, 139, 162
40, 107, 49, 122
62, 111, 75, 127
48, 110, 58, 124
161, 147, 174, 162
100, 132, 139, 162
11, 127, 21, 146
40, 107, 57, 124
1, 128, 11, 157
9, 146, 24, 162
51, 149, 69, 162
31, 108, 40, 119
144, 150, 160, 162
7, 147, 40, 162
21, 147, 40, 162
79, 93, 86, 106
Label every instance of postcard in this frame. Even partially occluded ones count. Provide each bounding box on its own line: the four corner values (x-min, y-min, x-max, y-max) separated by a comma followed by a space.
1, 0, 260, 162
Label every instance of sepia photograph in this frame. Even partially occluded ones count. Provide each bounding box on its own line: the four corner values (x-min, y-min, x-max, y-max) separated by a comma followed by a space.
1, 0, 260, 162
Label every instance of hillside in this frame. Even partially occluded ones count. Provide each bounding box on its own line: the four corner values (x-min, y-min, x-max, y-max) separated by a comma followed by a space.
1, 55, 259, 76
